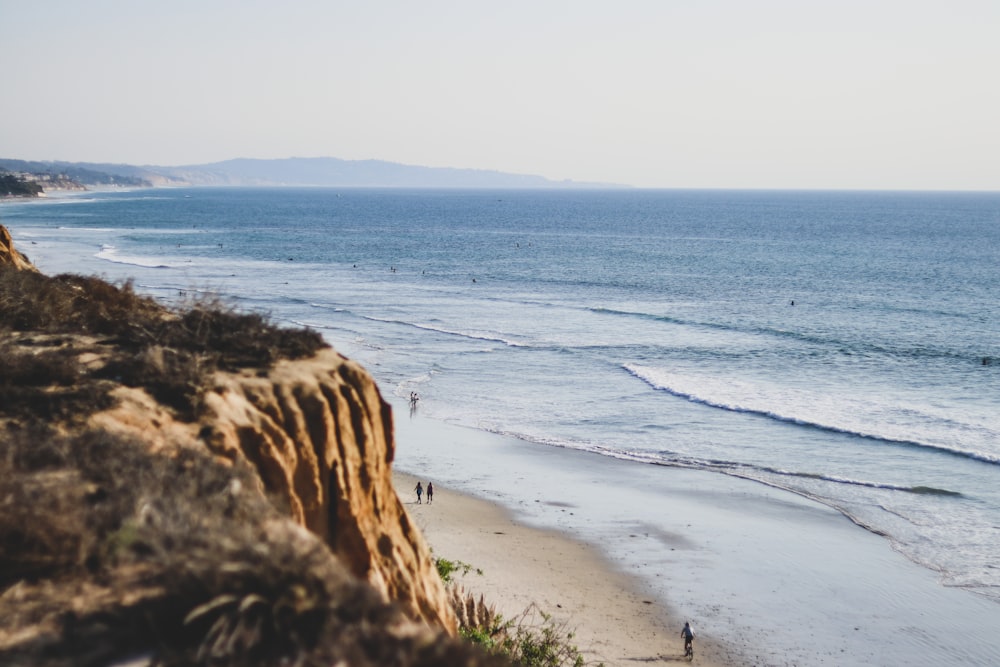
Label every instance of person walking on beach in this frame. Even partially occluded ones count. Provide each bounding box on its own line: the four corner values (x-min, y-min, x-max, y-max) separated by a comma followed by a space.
426, 482, 434, 504
681, 621, 695, 657
414, 482, 423, 504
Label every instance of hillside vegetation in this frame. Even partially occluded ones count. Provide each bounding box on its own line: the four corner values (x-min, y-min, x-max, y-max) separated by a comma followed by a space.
1, 172, 44, 197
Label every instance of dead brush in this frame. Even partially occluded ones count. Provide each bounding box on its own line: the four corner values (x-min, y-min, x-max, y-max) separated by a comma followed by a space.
450, 584, 502, 637
95, 344, 210, 419
0, 341, 115, 421
0, 266, 165, 339
166, 302, 327, 370
0, 463, 91, 583
1, 266, 328, 426
0, 265, 327, 366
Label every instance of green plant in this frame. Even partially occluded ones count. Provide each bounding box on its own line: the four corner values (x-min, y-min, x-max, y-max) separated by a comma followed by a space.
498, 606, 591, 667
435, 557, 481, 584
460, 620, 505, 651
450, 587, 597, 667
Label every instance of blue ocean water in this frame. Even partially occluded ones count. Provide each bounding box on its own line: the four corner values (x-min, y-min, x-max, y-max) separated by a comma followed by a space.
5, 187, 1000, 607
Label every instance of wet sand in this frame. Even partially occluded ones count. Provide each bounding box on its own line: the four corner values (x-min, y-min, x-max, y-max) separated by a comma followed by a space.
391, 403, 1000, 666
395, 470, 726, 666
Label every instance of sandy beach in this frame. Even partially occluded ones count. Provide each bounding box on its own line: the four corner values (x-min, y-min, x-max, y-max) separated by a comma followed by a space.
390, 403, 1000, 667
394, 470, 728, 667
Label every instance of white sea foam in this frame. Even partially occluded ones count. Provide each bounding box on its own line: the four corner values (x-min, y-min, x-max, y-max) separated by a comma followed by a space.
94, 244, 177, 269
623, 363, 1000, 465
362, 316, 529, 347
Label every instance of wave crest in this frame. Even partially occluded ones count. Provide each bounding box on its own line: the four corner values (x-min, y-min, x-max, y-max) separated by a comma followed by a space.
623, 363, 1000, 466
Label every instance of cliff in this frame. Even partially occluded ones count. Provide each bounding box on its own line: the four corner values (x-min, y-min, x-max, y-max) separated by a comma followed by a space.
0, 224, 39, 271
0, 226, 497, 667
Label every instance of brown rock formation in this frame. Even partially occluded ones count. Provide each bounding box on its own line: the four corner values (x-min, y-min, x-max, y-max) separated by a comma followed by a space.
199, 352, 455, 632
88, 350, 456, 632
0, 224, 39, 272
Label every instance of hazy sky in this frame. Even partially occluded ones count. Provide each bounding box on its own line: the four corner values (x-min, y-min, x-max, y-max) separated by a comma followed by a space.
2, 1, 998, 189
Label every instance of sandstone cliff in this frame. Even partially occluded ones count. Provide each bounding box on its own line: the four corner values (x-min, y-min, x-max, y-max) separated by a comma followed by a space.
0, 226, 487, 667
199, 353, 453, 630
0, 224, 38, 272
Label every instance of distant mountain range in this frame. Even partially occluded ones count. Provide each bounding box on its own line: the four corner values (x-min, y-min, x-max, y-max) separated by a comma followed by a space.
0, 157, 624, 190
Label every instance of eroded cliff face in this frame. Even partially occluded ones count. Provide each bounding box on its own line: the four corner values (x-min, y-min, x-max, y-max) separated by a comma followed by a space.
198, 353, 455, 631
0, 225, 471, 665
0, 224, 39, 272
85, 351, 455, 633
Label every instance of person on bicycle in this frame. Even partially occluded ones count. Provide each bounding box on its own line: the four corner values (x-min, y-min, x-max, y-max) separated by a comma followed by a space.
681, 621, 695, 656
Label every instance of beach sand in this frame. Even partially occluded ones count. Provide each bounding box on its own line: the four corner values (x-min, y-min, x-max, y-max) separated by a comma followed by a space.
394, 470, 728, 667
390, 403, 1000, 667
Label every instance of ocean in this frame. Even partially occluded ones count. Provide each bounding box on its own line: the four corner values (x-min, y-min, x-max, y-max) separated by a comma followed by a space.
4, 187, 1000, 664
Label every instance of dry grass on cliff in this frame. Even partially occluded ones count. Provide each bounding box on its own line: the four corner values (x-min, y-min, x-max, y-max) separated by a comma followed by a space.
0, 428, 509, 667
0, 339, 117, 421
0, 265, 328, 420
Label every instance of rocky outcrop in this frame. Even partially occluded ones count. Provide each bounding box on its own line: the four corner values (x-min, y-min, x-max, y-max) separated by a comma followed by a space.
0, 224, 38, 272
198, 352, 455, 632
89, 350, 456, 632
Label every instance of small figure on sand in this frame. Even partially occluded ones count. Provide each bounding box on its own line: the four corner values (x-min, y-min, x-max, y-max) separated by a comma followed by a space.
426, 482, 434, 504
681, 621, 695, 658
414, 481, 423, 504
409, 391, 419, 406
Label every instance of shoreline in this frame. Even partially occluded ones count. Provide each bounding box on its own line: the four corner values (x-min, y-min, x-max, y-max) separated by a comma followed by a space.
393, 470, 729, 666
390, 399, 1000, 667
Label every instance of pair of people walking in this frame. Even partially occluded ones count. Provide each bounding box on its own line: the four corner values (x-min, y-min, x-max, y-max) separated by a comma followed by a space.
414, 481, 434, 504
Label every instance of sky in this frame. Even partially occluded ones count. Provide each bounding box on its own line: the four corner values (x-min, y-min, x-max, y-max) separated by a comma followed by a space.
2, 1, 998, 189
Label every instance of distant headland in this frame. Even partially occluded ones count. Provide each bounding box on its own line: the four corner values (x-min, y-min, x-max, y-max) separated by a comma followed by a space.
0, 156, 626, 194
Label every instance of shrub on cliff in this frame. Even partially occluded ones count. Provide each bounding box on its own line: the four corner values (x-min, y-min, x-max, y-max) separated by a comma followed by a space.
0, 265, 328, 420
0, 265, 326, 363
0, 340, 115, 421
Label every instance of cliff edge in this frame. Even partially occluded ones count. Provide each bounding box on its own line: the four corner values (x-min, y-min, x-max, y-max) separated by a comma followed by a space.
0, 226, 492, 667
0, 224, 38, 272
